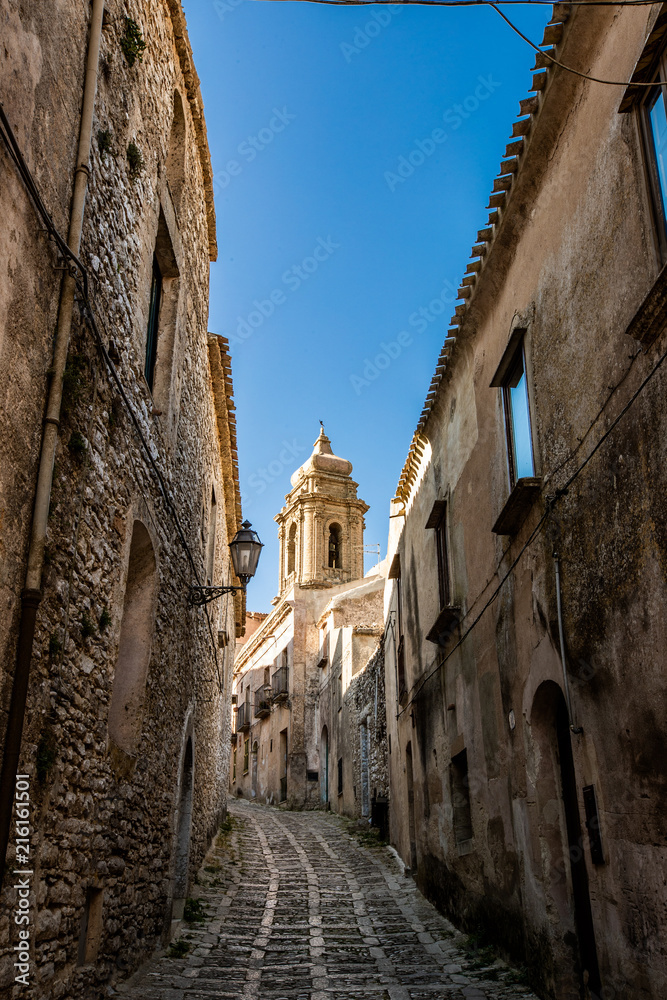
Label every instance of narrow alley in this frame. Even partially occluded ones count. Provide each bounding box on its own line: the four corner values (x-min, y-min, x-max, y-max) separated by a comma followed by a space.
118, 802, 538, 1000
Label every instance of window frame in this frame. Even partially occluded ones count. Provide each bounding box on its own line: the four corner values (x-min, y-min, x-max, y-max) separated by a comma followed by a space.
638, 56, 667, 263
500, 340, 535, 490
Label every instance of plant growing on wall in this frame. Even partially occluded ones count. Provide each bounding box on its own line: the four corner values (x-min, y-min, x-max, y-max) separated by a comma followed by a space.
99, 608, 111, 632
48, 634, 62, 660
68, 431, 87, 457
127, 141, 144, 178
59, 351, 88, 415
36, 725, 57, 784
97, 128, 113, 160
120, 17, 146, 67
81, 611, 97, 639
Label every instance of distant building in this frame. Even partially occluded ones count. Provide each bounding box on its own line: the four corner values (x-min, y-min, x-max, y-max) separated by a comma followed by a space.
384, 6, 667, 1000
0, 2, 242, 994
232, 429, 388, 821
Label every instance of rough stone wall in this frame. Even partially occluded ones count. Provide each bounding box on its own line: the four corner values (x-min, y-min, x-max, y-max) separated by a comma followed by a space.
384, 6, 667, 1000
335, 641, 388, 822
0, 2, 238, 997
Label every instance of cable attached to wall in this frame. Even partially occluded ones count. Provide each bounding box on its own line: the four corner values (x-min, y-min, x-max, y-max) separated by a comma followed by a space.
0, 102, 224, 692
396, 336, 667, 718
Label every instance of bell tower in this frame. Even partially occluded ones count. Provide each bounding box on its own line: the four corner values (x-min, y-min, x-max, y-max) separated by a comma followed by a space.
275, 427, 368, 593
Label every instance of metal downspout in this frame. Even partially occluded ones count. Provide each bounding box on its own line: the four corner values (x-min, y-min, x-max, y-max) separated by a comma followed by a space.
0, 0, 105, 887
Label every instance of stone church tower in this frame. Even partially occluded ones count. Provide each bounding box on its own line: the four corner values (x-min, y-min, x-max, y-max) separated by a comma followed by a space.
275, 427, 369, 593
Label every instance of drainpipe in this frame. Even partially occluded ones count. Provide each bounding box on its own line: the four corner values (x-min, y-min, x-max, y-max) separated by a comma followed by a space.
0, 0, 105, 888
553, 551, 583, 734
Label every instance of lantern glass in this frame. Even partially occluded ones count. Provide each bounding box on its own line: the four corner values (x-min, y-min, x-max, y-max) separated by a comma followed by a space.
229, 520, 263, 584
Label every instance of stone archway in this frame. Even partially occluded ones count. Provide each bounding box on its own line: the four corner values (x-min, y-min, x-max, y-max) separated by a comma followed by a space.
529, 681, 601, 998
320, 726, 329, 805
172, 734, 194, 922
405, 741, 417, 871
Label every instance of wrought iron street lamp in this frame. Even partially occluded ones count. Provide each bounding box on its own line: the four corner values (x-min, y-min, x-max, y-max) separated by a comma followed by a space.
189, 520, 263, 607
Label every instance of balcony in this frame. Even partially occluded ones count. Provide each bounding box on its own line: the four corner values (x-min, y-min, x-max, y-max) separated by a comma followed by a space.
236, 702, 251, 732
230, 731, 238, 746
271, 665, 289, 701
254, 686, 271, 719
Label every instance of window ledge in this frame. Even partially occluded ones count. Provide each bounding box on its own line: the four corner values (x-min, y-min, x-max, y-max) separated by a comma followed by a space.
456, 838, 474, 857
426, 606, 461, 646
492, 477, 541, 535
626, 262, 667, 346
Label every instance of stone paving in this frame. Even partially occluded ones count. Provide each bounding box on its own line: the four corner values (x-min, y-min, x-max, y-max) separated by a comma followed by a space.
117, 801, 539, 1000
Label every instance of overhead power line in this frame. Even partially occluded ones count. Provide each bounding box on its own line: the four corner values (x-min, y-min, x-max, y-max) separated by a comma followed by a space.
261, 0, 667, 89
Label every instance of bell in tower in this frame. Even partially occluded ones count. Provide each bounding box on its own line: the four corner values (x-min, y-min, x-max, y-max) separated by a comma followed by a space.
275, 426, 369, 593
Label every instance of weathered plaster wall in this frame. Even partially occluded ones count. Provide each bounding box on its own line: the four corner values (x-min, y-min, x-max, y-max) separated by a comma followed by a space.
385, 6, 667, 1000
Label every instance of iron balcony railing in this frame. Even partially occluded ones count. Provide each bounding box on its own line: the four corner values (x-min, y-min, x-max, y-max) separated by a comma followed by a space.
254, 686, 271, 718
237, 702, 251, 732
271, 665, 289, 701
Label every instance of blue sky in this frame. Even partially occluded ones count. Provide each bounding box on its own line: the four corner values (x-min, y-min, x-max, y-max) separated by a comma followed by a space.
182, 0, 552, 612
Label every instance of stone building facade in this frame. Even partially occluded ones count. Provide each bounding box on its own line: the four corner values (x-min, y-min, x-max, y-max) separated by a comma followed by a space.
231, 429, 388, 821
383, 6, 667, 1000
0, 2, 243, 996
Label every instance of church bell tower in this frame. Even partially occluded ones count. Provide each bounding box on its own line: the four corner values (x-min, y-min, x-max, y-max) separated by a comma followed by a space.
275, 427, 369, 593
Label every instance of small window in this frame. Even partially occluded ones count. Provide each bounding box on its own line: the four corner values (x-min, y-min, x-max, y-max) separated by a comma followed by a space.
450, 749, 473, 844
424, 501, 452, 609
501, 343, 535, 488
145, 255, 162, 390
328, 523, 342, 569
637, 51, 667, 258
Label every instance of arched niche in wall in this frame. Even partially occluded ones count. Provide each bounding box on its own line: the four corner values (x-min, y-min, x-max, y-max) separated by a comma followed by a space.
328, 522, 343, 569
287, 522, 297, 576
166, 89, 186, 214
108, 520, 157, 756
172, 734, 194, 919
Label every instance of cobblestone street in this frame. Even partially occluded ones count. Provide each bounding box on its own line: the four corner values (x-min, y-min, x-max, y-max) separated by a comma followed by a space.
118, 801, 539, 1000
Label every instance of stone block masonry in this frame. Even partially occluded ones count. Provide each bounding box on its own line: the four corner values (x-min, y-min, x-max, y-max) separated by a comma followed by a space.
0, 1, 241, 996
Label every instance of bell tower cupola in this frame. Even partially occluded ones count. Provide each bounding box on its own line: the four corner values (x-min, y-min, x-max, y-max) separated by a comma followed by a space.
275, 426, 369, 593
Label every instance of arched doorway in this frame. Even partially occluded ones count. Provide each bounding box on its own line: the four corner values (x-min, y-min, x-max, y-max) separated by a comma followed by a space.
172, 736, 193, 921
251, 740, 259, 798
108, 520, 157, 756
360, 721, 370, 817
320, 726, 329, 804
405, 741, 417, 871
530, 682, 601, 997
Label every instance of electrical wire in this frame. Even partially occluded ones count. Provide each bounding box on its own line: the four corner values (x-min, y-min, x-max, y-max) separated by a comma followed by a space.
490, 2, 665, 87
0, 101, 225, 692
259, 1, 665, 6
396, 336, 667, 718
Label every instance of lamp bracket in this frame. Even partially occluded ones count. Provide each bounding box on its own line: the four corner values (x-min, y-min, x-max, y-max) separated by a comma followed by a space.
189, 584, 245, 607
